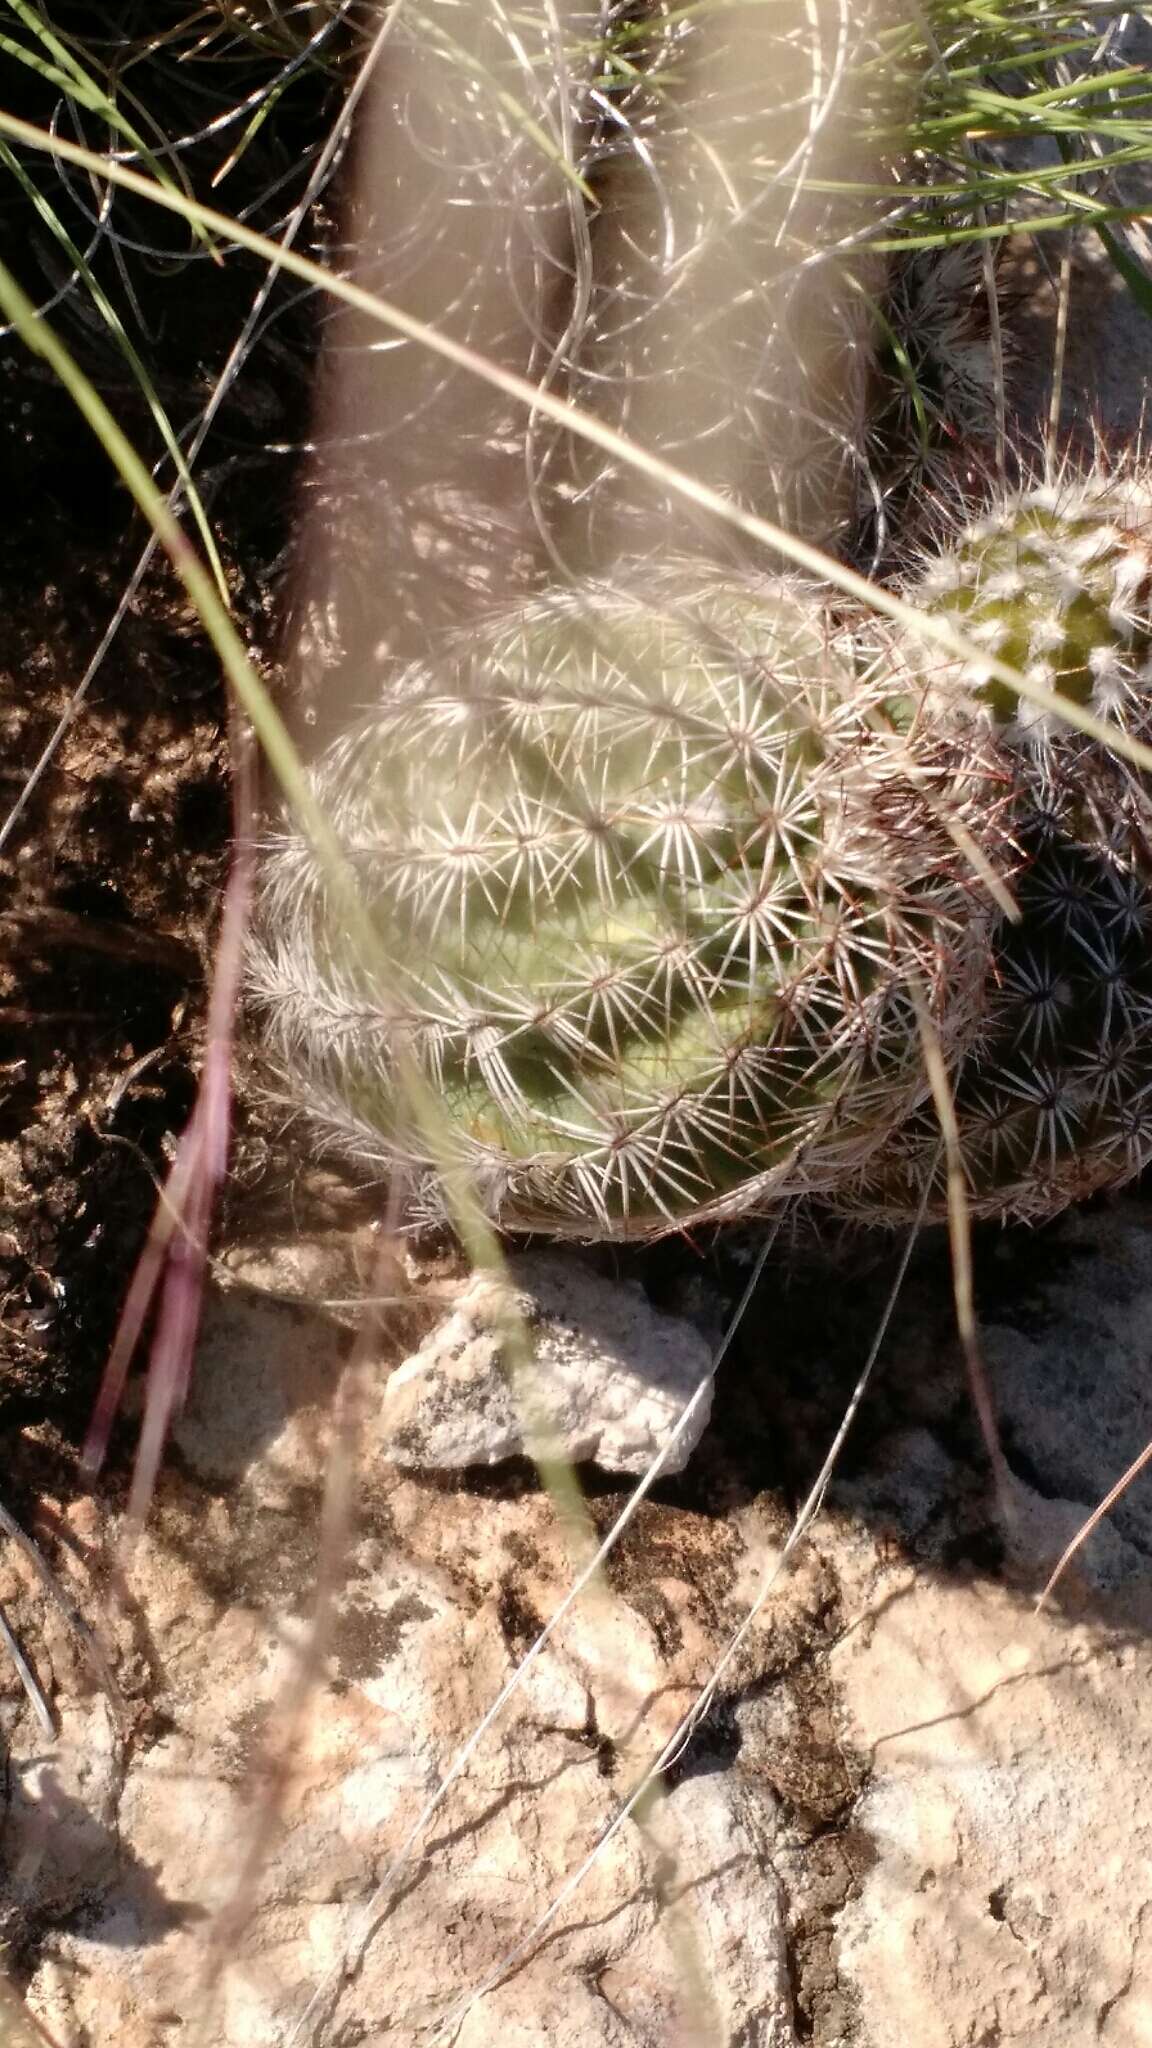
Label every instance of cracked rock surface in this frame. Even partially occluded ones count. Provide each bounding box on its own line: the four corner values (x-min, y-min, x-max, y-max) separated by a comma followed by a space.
4, 1202, 1152, 2045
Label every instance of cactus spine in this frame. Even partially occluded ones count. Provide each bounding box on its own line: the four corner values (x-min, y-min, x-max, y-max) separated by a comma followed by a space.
831, 821, 1152, 1223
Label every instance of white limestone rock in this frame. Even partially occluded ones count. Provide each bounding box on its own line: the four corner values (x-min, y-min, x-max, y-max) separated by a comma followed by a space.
377, 1252, 716, 1475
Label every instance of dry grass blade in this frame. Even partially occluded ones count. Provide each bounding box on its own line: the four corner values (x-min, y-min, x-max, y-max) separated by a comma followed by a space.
186, 1220, 385, 2047
0, 0, 365, 858
913, 985, 1011, 1503
78, 729, 254, 1526
0, 1977, 65, 2048
0, 1602, 54, 1739
0, 1496, 123, 1719
1037, 1433, 1152, 1609
284, 1224, 775, 2043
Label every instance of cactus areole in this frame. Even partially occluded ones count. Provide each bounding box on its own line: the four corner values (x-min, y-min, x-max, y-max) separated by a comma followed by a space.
252, 571, 998, 1239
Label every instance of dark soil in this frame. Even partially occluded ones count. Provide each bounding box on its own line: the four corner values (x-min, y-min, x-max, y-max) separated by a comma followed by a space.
0, 385, 220, 1432
0, 11, 342, 1458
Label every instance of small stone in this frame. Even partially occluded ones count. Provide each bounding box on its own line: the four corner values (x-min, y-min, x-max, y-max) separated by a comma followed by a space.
376, 1252, 716, 1475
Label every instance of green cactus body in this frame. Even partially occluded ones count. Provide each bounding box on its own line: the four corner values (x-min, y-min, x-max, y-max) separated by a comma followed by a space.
252, 570, 1002, 1239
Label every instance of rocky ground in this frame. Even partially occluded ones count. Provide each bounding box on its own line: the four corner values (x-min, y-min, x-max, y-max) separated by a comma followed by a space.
5, 1192, 1152, 2045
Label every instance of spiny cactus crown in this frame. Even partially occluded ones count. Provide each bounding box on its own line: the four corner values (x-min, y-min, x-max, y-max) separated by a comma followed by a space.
913, 478, 1152, 757
252, 571, 1000, 1239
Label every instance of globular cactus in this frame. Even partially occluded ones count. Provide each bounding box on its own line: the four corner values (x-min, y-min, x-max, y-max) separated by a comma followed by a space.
833, 474, 1152, 1225
255, 477, 1152, 1240
250, 568, 1006, 1240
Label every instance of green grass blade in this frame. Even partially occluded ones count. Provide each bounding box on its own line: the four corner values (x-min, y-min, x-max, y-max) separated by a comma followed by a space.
0, 137, 229, 594
1, 0, 214, 248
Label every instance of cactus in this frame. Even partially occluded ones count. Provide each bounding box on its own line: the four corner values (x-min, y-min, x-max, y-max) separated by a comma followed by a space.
255, 480, 1152, 1240
830, 817, 1152, 1224
831, 475, 1152, 1225
250, 568, 1006, 1240
906, 476, 1152, 794
865, 240, 1009, 517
